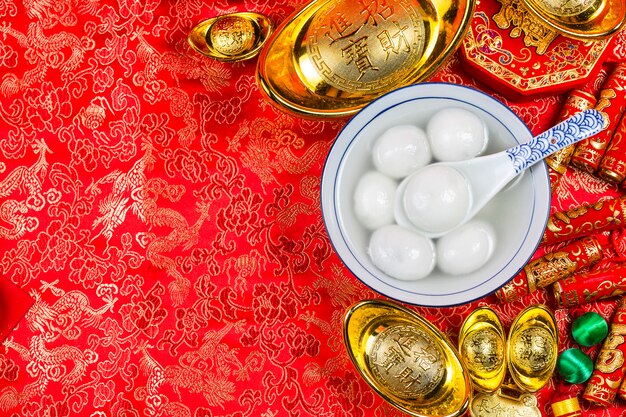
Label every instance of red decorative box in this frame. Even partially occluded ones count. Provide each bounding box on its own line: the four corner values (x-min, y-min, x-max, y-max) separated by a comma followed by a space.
460, 0, 613, 99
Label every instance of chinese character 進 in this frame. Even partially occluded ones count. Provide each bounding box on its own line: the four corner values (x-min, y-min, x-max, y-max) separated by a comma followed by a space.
325, 12, 358, 43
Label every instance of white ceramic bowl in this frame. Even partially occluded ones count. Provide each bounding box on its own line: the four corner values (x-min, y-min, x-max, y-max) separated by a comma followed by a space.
321, 82, 551, 307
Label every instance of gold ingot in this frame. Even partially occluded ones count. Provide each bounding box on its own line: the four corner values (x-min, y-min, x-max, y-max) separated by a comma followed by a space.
344, 300, 471, 417
188, 12, 273, 62
507, 305, 558, 393
522, 0, 626, 39
459, 307, 507, 393
256, 0, 475, 118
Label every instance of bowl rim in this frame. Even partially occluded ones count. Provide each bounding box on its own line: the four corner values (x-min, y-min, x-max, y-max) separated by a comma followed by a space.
321, 82, 551, 307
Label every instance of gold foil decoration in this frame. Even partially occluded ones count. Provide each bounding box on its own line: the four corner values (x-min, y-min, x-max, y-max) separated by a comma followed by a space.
188, 12, 273, 62
256, 0, 475, 118
507, 305, 558, 392
343, 300, 471, 417
459, 307, 507, 392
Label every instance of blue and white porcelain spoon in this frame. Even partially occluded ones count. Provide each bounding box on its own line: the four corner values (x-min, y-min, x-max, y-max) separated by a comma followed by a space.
395, 108, 605, 238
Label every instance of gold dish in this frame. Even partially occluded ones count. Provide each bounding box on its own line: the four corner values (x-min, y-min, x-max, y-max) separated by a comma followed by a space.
522, 0, 626, 39
343, 299, 471, 417
459, 307, 507, 393
188, 12, 273, 62
507, 305, 558, 393
256, 0, 475, 118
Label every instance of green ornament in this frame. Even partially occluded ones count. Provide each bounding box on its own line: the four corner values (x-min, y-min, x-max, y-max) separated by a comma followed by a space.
557, 348, 593, 384
571, 312, 608, 347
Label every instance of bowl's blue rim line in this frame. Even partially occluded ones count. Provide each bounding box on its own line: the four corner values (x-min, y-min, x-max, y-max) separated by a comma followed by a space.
321, 82, 551, 307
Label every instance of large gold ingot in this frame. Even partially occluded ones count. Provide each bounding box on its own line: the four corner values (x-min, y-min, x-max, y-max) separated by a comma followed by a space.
507, 305, 558, 393
343, 300, 471, 417
256, 0, 475, 118
459, 307, 507, 393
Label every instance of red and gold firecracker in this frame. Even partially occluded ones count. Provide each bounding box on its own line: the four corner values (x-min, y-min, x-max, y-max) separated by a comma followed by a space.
598, 111, 626, 183
583, 297, 626, 407
546, 90, 597, 191
542, 196, 626, 246
618, 367, 626, 400
571, 63, 626, 173
553, 266, 626, 308
496, 236, 603, 303
582, 65, 610, 98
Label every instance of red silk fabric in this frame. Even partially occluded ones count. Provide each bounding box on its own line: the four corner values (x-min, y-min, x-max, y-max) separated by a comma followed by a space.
1, 1, 626, 416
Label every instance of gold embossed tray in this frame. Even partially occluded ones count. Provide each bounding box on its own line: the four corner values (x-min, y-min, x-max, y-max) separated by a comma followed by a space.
256, 0, 475, 118
460, 0, 612, 99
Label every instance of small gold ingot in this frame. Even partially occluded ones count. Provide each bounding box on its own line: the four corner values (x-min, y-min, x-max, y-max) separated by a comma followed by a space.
344, 300, 471, 417
188, 12, 273, 62
507, 305, 558, 393
459, 307, 507, 393
256, 0, 475, 118
522, 0, 626, 39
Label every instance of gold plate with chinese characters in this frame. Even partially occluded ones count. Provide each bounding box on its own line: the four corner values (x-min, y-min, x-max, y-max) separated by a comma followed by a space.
343, 300, 471, 417
256, 0, 475, 118
522, 0, 626, 39
459, 307, 507, 393
188, 12, 273, 62
507, 305, 558, 392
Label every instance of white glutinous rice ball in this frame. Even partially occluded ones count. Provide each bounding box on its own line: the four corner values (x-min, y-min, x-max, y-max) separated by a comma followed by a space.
427, 107, 488, 161
402, 165, 471, 234
368, 224, 436, 281
353, 171, 397, 230
371, 125, 431, 179
436, 220, 496, 275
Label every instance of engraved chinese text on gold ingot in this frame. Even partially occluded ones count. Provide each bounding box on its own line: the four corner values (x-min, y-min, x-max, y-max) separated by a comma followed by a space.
304, 1, 425, 94
507, 305, 558, 392
256, 0, 475, 118
210, 16, 256, 56
188, 12, 273, 62
369, 325, 445, 399
344, 300, 471, 417
459, 307, 507, 392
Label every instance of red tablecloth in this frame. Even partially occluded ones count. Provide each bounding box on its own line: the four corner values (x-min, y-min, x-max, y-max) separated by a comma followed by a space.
1, 1, 626, 416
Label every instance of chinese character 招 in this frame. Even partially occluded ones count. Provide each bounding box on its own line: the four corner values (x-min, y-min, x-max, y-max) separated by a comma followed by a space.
359, 0, 394, 26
